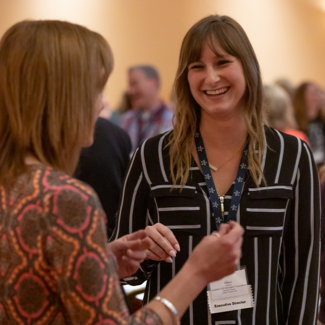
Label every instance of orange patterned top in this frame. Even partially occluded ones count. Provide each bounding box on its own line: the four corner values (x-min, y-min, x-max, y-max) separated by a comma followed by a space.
0, 164, 162, 325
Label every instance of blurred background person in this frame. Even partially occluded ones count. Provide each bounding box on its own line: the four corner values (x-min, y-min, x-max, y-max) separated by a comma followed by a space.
119, 65, 173, 152
274, 77, 295, 101
75, 116, 132, 237
264, 84, 310, 144
293, 82, 325, 167
110, 92, 134, 125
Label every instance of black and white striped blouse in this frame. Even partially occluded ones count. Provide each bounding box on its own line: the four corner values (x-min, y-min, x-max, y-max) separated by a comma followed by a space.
112, 127, 320, 325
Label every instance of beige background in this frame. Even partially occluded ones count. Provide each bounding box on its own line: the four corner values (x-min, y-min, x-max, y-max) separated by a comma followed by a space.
1, 0, 325, 108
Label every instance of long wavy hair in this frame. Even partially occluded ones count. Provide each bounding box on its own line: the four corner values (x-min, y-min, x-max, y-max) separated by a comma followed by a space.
169, 15, 267, 187
0, 20, 113, 182
293, 82, 311, 133
292, 82, 325, 133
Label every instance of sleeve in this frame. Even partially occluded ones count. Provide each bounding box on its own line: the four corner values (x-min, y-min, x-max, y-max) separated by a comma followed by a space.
43, 182, 162, 325
281, 142, 320, 324
110, 145, 158, 285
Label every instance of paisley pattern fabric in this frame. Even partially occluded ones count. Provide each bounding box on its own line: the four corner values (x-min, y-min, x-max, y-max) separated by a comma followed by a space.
0, 165, 162, 325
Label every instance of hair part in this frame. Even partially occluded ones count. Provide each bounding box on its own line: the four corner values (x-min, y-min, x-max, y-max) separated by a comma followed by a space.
0, 20, 113, 182
168, 14, 267, 188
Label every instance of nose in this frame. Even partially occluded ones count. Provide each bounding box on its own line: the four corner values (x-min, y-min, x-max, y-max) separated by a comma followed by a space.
205, 66, 220, 85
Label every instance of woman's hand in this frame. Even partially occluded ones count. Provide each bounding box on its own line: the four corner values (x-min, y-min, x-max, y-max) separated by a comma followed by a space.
186, 221, 244, 284
145, 223, 180, 263
108, 230, 151, 279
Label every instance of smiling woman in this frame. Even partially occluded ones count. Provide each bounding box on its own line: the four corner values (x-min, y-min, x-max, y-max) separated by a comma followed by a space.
187, 41, 246, 127
113, 14, 320, 325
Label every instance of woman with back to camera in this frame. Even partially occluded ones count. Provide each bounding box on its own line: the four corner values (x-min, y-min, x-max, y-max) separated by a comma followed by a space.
0, 20, 243, 325
113, 15, 320, 324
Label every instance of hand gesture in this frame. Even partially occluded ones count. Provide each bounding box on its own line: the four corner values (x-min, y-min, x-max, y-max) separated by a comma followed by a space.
187, 221, 244, 284
145, 223, 180, 263
108, 230, 151, 279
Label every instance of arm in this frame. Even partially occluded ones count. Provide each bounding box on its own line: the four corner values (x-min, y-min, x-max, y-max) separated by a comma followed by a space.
110, 146, 153, 285
110, 145, 179, 284
144, 222, 244, 323
44, 184, 163, 325
45, 181, 243, 325
281, 142, 320, 324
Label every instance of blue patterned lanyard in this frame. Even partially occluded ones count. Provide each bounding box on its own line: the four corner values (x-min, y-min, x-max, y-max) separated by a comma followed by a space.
195, 132, 248, 231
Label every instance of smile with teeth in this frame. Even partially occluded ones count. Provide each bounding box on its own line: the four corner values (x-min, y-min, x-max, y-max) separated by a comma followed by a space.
205, 87, 229, 95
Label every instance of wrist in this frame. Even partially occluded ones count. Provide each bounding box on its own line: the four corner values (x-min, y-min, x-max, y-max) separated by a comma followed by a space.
180, 261, 207, 291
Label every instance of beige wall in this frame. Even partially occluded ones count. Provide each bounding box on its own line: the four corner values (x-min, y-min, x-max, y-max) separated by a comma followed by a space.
1, 0, 325, 108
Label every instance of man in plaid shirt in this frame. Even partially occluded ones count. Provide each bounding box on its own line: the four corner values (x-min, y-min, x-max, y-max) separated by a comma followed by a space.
119, 65, 173, 152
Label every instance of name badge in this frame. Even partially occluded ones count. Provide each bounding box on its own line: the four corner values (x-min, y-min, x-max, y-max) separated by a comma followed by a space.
207, 268, 254, 314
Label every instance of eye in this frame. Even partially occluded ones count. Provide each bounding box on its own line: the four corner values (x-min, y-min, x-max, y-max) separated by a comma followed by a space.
218, 60, 230, 66
188, 64, 203, 70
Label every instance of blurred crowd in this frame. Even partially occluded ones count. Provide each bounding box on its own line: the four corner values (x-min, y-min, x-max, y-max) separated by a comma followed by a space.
99, 67, 325, 172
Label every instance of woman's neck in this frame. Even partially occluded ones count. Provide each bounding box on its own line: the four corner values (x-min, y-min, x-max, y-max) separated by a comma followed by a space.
199, 112, 248, 152
24, 153, 41, 165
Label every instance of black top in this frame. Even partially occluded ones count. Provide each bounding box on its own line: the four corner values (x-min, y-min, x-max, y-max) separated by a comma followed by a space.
112, 127, 320, 325
75, 117, 131, 237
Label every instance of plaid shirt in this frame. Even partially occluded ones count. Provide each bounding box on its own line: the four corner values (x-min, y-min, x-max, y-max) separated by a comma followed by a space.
119, 103, 173, 152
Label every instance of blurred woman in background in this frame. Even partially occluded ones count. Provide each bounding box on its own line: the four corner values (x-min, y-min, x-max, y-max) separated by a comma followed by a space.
293, 82, 325, 167
264, 83, 310, 144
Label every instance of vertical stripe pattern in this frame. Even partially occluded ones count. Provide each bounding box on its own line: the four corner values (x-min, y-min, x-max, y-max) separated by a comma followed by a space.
114, 129, 320, 325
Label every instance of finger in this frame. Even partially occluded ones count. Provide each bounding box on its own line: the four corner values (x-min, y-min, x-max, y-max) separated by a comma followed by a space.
146, 248, 170, 262
146, 225, 178, 256
147, 240, 172, 261
122, 237, 151, 252
226, 222, 244, 241
229, 221, 245, 235
218, 223, 231, 236
121, 255, 141, 270
126, 249, 147, 262
124, 230, 148, 242
155, 223, 180, 252
145, 249, 161, 260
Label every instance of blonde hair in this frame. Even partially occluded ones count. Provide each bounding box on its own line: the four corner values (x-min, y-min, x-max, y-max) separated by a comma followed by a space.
169, 15, 266, 187
264, 84, 297, 130
0, 20, 113, 182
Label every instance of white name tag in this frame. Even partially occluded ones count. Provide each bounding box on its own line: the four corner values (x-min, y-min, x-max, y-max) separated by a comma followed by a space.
207, 269, 254, 314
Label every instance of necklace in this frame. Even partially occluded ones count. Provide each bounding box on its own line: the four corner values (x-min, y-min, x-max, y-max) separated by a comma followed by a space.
209, 148, 243, 173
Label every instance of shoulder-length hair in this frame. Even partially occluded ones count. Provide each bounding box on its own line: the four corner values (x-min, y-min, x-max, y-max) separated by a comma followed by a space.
293, 82, 314, 133
169, 15, 266, 187
0, 20, 113, 181
264, 84, 297, 130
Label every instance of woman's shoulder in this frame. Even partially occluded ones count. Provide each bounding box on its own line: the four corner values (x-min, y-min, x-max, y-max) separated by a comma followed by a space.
140, 130, 173, 153
265, 126, 307, 149
263, 127, 315, 184
28, 164, 101, 208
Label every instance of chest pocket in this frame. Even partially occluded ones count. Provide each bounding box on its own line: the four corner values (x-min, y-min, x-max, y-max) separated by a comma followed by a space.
150, 184, 205, 235
244, 185, 293, 237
